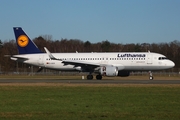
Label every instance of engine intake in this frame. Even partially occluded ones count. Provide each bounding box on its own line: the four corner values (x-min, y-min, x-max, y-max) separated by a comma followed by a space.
100, 66, 118, 76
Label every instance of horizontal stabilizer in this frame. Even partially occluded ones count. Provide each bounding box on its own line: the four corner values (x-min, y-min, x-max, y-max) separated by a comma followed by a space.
10, 55, 29, 62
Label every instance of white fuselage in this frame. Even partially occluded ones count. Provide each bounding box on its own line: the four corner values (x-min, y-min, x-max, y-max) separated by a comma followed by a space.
11, 52, 175, 71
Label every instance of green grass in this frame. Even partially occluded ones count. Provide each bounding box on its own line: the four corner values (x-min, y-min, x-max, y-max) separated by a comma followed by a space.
0, 84, 180, 120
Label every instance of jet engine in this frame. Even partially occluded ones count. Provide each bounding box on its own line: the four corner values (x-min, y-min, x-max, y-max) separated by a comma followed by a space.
100, 66, 118, 76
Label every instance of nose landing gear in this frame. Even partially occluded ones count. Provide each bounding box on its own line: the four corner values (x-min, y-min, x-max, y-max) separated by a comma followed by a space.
149, 71, 153, 80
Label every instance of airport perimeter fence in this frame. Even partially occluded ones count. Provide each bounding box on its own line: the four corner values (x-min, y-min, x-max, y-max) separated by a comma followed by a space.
1, 71, 180, 77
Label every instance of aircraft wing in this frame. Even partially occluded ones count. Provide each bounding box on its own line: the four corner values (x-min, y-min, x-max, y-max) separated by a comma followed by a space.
62, 60, 99, 68
44, 47, 100, 68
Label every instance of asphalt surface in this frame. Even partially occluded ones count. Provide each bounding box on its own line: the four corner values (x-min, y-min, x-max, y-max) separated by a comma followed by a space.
0, 79, 180, 84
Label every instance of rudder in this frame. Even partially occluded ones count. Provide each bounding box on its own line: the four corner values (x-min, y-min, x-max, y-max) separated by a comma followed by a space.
13, 27, 42, 54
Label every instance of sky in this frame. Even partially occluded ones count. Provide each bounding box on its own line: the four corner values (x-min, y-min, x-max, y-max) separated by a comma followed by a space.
0, 0, 180, 44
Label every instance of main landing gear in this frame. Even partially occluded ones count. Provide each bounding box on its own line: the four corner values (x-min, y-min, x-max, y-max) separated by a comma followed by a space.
96, 74, 102, 80
87, 74, 102, 80
87, 74, 93, 80
149, 71, 153, 80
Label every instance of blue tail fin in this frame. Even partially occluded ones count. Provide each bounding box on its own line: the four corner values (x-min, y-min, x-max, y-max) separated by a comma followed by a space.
13, 27, 42, 54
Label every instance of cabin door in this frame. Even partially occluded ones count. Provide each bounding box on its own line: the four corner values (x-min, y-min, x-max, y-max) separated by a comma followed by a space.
38, 55, 44, 66
147, 54, 153, 64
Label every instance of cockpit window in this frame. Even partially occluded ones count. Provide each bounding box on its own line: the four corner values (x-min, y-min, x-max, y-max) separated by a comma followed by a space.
158, 57, 168, 60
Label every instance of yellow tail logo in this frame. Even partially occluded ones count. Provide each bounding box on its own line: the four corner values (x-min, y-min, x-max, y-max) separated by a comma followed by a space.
17, 35, 29, 47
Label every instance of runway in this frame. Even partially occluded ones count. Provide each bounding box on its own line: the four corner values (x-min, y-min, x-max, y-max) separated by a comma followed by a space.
0, 79, 180, 84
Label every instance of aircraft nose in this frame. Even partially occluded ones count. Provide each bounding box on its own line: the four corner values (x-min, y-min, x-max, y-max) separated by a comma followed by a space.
169, 60, 175, 68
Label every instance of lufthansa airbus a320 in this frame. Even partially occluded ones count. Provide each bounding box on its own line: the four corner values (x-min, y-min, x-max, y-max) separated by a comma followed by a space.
10, 27, 175, 80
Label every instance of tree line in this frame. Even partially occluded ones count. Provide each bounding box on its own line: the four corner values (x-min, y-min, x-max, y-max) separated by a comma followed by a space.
0, 36, 179, 72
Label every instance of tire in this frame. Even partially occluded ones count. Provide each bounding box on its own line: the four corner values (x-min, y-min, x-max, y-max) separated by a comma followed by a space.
96, 75, 102, 80
149, 76, 153, 80
87, 75, 93, 80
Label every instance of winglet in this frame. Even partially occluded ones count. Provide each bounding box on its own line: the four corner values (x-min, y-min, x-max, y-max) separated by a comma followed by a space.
44, 47, 60, 60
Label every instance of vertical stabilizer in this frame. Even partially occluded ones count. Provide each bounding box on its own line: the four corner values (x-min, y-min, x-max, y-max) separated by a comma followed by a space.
13, 27, 42, 54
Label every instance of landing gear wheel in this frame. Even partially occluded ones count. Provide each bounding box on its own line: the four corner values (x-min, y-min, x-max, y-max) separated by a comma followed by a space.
87, 75, 93, 80
96, 75, 102, 80
149, 76, 153, 80
149, 71, 153, 80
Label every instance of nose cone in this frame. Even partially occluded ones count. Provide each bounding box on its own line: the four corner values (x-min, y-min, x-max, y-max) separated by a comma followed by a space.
168, 60, 175, 68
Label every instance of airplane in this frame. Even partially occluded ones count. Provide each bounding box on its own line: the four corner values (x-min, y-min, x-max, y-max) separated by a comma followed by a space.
10, 27, 175, 80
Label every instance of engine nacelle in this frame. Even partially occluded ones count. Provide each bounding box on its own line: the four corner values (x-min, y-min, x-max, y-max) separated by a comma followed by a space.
118, 70, 130, 77
75, 66, 82, 71
75, 66, 89, 72
100, 66, 118, 76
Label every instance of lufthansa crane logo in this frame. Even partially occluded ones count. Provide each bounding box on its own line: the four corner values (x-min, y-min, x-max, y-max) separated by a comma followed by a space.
17, 35, 29, 47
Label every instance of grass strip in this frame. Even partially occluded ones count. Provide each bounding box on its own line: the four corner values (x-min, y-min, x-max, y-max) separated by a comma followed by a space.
0, 85, 180, 120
